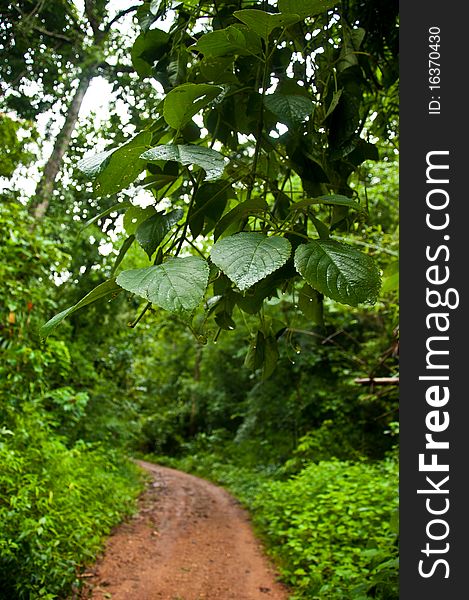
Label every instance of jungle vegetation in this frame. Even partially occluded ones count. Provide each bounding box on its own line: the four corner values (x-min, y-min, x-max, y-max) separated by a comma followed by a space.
0, 0, 399, 597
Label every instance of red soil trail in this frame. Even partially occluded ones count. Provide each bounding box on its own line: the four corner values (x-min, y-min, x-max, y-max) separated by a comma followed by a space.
81, 461, 290, 600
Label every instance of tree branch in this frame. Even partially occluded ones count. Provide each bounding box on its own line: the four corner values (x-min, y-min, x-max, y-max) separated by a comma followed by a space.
84, 0, 102, 40
33, 26, 73, 43
104, 5, 140, 33
354, 377, 399, 385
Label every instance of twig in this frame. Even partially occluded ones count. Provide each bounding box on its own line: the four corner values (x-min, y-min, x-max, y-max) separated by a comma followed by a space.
104, 5, 140, 32
355, 377, 399, 385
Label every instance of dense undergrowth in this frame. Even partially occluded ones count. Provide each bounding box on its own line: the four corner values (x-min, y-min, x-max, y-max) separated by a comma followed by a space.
0, 199, 143, 599
1, 28, 399, 592
0, 412, 142, 599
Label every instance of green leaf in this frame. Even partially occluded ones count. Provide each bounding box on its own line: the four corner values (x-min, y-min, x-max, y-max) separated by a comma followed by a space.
211, 232, 291, 291
131, 28, 170, 78
215, 311, 236, 331
189, 181, 234, 238
192, 25, 262, 57
278, 0, 337, 19
234, 269, 285, 314
78, 132, 152, 196
41, 279, 122, 338
338, 27, 366, 72
96, 132, 152, 196
294, 239, 381, 306
233, 9, 301, 41
244, 331, 279, 379
298, 284, 324, 325
116, 256, 209, 312
292, 194, 366, 213
264, 94, 313, 125
200, 56, 238, 84
135, 208, 183, 258
80, 201, 131, 231
77, 149, 114, 178
381, 260, 399, 294
309, 215, 330, 240
111, 235, 135, 276
324, 89, 343, 119
214, 197, 268, 240
123, 205, 156, 236
141, 144, 225, 181
163, 83, 222, 130
136, 3, 158, 33
150, 0, 165, 15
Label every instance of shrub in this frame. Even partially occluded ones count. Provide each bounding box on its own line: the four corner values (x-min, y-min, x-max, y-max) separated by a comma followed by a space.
251, 459, 398, 599
0, 409, 142, 599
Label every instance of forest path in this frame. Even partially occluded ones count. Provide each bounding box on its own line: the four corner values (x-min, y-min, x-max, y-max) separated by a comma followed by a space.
82, 461, 290, 600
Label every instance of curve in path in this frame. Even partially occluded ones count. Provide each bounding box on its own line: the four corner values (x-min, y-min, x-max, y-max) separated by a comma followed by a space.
83, 461, 290, 600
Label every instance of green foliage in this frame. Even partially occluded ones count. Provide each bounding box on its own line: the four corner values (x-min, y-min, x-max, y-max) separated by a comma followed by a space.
1, 4, 399, 599
77, 131, 153, 196
264, 94, 313, 126
43, 0, 401, 382
294, 240, 381, 306
140, 144, 226, 181
0, 199, 143, 598
278, 0, 338, 18
232, 10, 302, 40
0, 114, 36, 178
117, 256, 210, 312
0, 410, 141, 599
0, 0, 84, 119
40, 279, 122, 338
211, 233, 292, 291
163, 83, 222, 129
252, 459, 398, 599
135, 208, 184, 258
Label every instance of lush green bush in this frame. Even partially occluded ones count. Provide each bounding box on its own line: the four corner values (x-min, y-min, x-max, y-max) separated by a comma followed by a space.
250, 459, 398, 600
0, 409, 142, 599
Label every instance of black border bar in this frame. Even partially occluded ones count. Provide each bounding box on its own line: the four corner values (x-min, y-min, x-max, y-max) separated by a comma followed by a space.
400, 2, 467, 597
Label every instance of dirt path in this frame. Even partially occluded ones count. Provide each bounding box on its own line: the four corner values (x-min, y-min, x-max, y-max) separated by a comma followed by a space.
81, 461, 290, 600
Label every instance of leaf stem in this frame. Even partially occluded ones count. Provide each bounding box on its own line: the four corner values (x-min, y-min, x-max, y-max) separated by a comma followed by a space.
246, 42, 270, 203
128, 302, 151, 328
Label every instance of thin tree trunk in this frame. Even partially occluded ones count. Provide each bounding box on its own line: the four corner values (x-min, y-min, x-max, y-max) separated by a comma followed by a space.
31, 69, 94, 220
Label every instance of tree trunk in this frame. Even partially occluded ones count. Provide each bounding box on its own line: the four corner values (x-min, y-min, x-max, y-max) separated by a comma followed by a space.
31, 69, 94, 220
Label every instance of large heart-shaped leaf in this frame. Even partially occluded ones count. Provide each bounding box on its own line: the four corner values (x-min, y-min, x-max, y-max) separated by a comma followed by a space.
294, 239, 381, 306
233, 9, 301, 40
135, 208, 183, 258
141, 144, 225, 181
116, 256, 209, 312
41, 279, 122, 338
192, 25, 262, 57
278, 0, 337, 19
264, 94, 313, 125
77, 132, 152, 196
210, 232, 291, 291
163, 83, 222, 130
